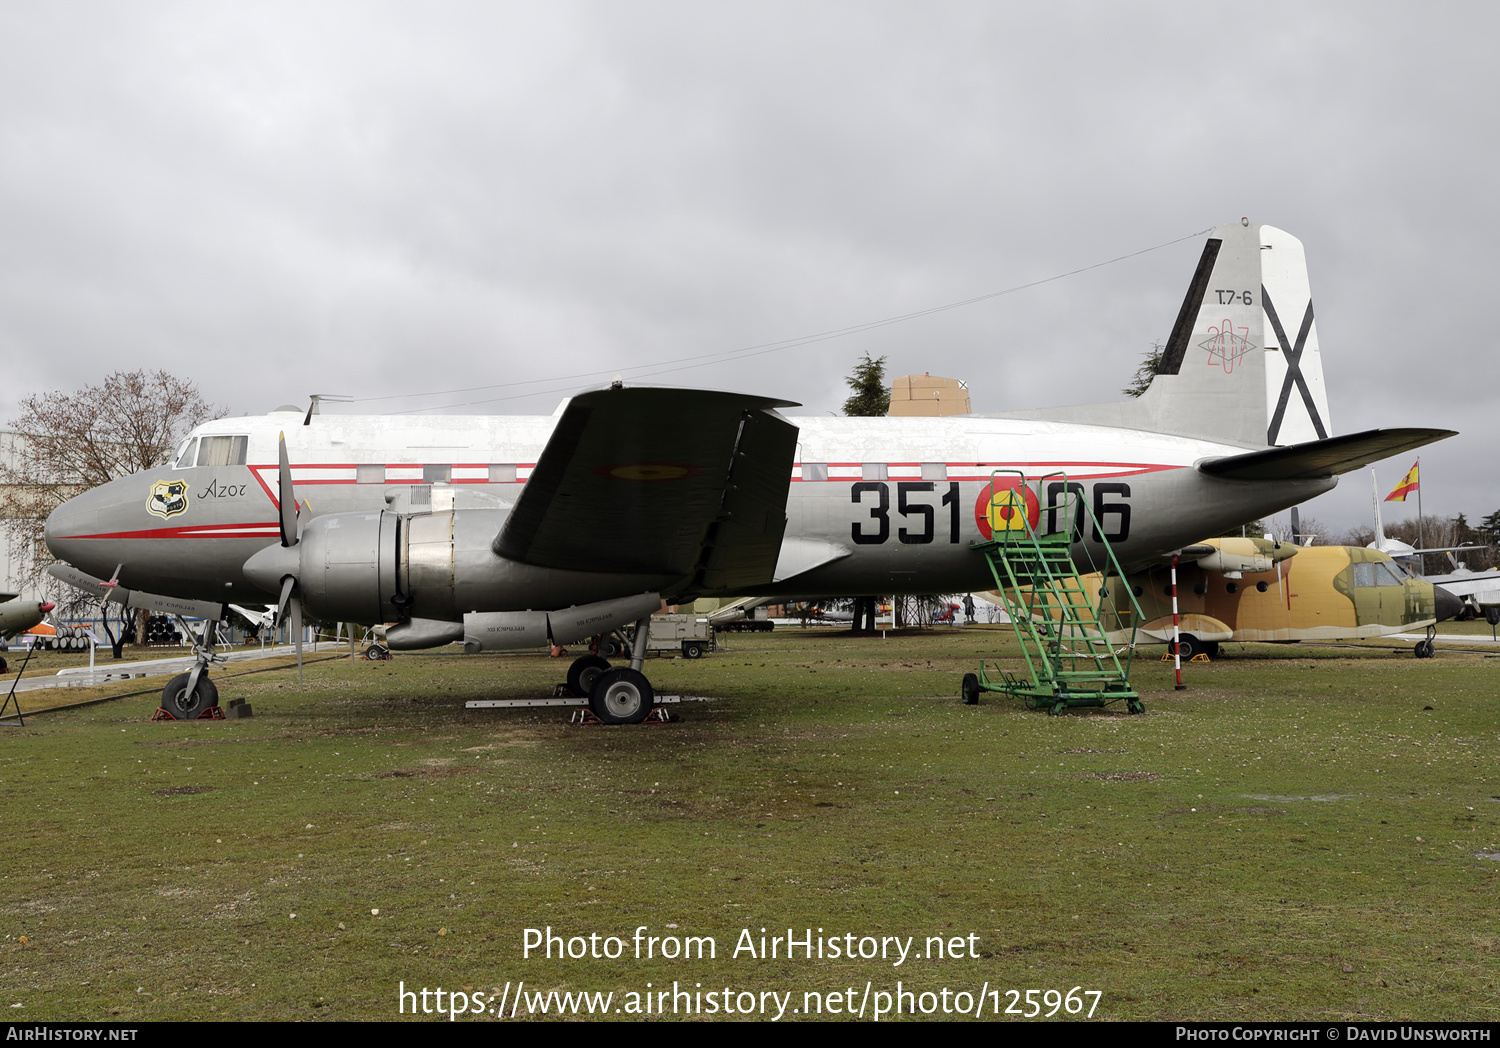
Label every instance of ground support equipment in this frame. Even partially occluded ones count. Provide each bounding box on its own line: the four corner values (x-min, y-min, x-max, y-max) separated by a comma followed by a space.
965, 471, 1146, 715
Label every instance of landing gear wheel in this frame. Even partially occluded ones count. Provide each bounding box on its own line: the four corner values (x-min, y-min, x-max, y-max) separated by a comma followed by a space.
596, 633, 626, 659
567, 654, 611, 698
363, 644, 389, 661
1414, 640, 1436, 659
682, 641, 704, 659
589, 668, 654, 725
1127, 699, 1146, 715
162, 672, 219, 720
961, 672, 980, 705
1171, 633, 1201, 661
1203, 641, 1220, 659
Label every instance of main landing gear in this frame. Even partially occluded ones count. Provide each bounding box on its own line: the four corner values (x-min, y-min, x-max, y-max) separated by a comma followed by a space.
565, 613, 658, 724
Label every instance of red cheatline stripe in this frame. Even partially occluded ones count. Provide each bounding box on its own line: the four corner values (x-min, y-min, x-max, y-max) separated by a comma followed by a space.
66, 522, 282, 541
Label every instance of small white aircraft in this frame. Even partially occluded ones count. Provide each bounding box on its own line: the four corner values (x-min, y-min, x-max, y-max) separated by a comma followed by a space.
44, 220, 1452, 720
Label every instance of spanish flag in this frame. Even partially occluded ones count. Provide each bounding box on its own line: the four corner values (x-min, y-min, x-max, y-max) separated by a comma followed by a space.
1385, 461, 1420, 502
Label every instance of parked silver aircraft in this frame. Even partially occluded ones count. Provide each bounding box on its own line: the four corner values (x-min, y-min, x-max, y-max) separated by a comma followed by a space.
0, 594, 53, 640
44, 220, 1452, 721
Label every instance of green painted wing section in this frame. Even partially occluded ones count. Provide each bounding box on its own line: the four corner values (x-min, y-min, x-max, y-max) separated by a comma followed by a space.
493, 386, 799, 592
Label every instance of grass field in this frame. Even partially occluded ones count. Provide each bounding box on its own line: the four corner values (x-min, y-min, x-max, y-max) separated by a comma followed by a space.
2, 626, 1496, 1022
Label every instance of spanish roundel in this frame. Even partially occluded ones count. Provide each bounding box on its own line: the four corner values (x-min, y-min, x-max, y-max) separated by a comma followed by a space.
974, 479, 1040, 540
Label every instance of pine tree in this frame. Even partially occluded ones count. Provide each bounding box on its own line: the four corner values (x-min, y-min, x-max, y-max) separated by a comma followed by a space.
842, 354, 890, 417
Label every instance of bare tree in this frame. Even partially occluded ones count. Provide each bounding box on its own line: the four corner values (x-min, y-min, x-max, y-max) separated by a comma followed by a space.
1, 370, 222, 597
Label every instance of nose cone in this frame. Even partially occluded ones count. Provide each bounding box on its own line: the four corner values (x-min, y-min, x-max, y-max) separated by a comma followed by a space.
1433, 584, 1464, 623
44, 483, 120, 576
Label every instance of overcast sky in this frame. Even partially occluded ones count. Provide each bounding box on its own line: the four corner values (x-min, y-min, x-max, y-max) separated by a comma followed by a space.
2, 2, 1495, 534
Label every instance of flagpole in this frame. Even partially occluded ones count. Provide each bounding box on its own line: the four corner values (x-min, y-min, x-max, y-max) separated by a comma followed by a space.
1416, 456, 1424, 571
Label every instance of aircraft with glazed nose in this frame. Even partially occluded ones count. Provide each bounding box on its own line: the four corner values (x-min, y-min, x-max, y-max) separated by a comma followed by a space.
43, 220, 1453, 721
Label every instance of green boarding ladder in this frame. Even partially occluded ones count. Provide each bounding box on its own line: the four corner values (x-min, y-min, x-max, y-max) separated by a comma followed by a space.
961, 470, 1147, 715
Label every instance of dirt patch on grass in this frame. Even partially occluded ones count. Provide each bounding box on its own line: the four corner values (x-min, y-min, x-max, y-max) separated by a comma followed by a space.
373, 766, 477, 779
1077, 771, 1161, 782
153, 785, 214, 796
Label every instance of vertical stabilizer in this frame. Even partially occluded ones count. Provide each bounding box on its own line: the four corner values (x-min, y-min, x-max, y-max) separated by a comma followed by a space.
999, 220, 1335, 449
1371, 469, 1387, 544
1135, 220, 1333, 447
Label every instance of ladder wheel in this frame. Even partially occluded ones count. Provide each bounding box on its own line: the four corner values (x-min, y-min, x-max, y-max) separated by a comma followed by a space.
960, 672, 980, 705
1128, 699, 1146, 715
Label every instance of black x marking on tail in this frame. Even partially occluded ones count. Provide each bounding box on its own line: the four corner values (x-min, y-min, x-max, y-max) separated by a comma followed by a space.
1262, 286, 1328, 445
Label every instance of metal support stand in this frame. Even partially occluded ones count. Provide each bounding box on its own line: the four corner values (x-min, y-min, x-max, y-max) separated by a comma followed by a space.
0, 641, 36, 726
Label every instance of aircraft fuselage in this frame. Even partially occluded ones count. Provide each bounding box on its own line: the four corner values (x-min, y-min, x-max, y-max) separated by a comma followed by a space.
44, 409, 1334, 616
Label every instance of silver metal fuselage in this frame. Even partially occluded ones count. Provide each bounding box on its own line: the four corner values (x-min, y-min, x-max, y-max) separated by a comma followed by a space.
43, 409, 1334, 620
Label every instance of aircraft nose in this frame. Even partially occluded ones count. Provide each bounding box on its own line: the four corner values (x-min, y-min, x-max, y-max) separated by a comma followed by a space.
43, 477, 138, 578
1433, 584, 1464, 623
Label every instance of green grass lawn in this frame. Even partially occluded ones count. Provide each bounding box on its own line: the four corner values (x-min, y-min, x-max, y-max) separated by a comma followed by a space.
2, 627, 1495, 1021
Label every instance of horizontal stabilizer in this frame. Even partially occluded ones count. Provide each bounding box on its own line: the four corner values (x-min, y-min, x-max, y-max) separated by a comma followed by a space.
1197, 428, 1456, 481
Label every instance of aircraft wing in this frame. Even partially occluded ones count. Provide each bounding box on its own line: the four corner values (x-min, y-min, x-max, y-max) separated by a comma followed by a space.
493, 386, 800, 592
1196, 428, 1456, 481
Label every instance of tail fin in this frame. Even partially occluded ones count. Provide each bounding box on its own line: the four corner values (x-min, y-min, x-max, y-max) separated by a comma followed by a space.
1000, 220, 1332, 449
1137, 220, 1331, 446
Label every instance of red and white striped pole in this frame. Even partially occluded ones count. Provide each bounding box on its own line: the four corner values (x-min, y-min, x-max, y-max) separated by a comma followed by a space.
1171, 552, 1185, 690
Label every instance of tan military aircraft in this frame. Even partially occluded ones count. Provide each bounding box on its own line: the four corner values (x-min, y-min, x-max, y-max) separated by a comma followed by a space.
1087, 536, 1462, 659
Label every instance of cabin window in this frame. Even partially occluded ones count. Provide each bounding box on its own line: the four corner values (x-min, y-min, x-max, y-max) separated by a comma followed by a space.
861, 463, 888, 481
356, 464, 385, 484
423, 464, 451, 484
1375, 563, 1405, 587
489, 464, 518, 483
921, 462, 947, 481
197, 435, 248, 467
801, 463, 827, 482
1226, 582, 1238, 594
1353, 562, 1377, 588
1256, 581, 1269, 592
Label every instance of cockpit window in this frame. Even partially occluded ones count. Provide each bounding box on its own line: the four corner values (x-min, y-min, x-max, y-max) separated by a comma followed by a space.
173, 438, 198, 469
197, 435, 248, 467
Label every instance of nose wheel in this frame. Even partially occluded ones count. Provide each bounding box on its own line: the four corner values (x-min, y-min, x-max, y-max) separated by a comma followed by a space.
161, 671, 219, 719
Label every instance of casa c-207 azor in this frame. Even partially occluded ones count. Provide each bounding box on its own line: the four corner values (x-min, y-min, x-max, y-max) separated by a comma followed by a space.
43, 220, 1453, 722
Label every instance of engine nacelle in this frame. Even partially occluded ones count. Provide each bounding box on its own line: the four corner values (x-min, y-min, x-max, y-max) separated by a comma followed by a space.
247, 506, 673, 634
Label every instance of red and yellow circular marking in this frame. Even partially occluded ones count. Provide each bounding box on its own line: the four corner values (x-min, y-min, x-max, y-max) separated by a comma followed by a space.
974, 479, 1040, 539
594, 462, 703, 482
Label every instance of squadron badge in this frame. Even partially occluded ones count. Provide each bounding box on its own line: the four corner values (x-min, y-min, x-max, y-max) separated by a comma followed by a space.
147, 479, 190, 519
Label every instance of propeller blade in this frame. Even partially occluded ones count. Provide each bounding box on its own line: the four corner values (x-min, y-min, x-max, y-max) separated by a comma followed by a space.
275, 575, 296, 626
278, 433, 299, 548
291, 593, 304, 684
